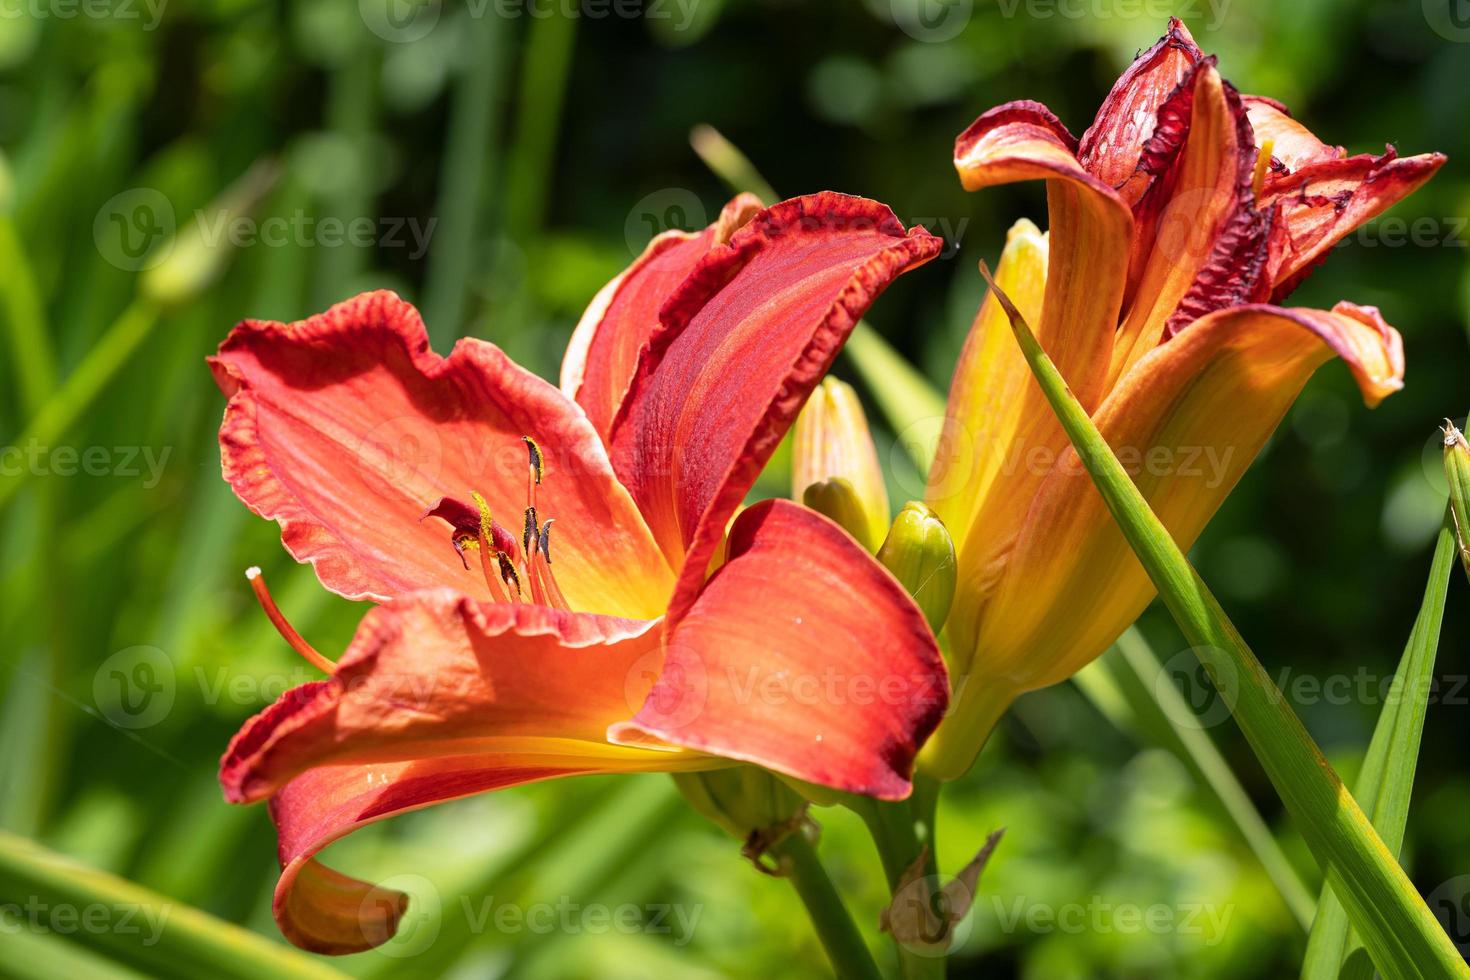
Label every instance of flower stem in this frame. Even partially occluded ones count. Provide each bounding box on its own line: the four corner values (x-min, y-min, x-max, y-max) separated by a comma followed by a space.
859, 782, 947, 980
773, 830, 884, 980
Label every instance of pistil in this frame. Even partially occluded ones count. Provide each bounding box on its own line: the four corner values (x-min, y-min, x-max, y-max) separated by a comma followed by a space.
245, 567, 337, 675
1251, 138, 1275, 201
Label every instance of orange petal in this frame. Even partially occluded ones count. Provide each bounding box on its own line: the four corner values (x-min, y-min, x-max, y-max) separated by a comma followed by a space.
561, 194, 762, 441
947, 103, 1132, 653
613, 500, 947, 800
210, 291, 674, 617
924, 218, 1048, 553
607, 193, 940, 580
219, 591, 699, 805
268, 759, 596, 954
954, 100, 1131, 413
953, 301, 1402, 705
1243, 93, 1445, 297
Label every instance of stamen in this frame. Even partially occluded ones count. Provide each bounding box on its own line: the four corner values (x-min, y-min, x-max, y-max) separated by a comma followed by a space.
1251, 138, 1275, 200
523, 436, 543, 485
523, 506, 539, 556
534, 520, 571, 610
497, 551, 523, 601
245, 567, 337, 675
470, 490, 496, 542
523, 436, 542, 513
521, 505, 548, 606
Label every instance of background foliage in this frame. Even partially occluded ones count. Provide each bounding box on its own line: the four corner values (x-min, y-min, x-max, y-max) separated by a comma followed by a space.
1, 0, 1467, 976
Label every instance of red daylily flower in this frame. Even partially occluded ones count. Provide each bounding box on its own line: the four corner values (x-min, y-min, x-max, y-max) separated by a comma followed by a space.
212, 193, 946, 953
920, 19, 1443, 777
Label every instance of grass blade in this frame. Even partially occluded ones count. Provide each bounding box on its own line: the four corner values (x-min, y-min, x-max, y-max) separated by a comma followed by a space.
1300, 509, 1458, 977
1079, 628, 1317, 931
0, 831, 346, 980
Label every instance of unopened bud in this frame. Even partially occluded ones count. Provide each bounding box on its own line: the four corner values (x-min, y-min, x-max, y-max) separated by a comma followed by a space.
802, 478, 873, 547
793, 377, 889, 551
1443, 420, 1470, 580
877, 501, 956, 633
673, 767, 807, 872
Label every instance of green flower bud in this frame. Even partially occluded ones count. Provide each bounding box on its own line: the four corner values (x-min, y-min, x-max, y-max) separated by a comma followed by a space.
877, 501, 956, 633
801, 478, 874, 549
673, 767, 807, 870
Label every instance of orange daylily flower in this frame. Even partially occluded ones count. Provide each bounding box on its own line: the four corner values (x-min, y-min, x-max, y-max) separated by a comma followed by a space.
922, 20, 1444, 777
211, 193, 947, 952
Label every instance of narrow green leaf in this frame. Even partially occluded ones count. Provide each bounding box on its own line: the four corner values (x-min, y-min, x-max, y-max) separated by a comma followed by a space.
689, 124, 779, 207
421, 10, 510, 345
0, 299, 158, 516
982, 263, 1468, 979
0, 924, 153, 980
503, 10, 578, 243
0, 831, 346, 980
1301, 509, 1458, 978
0, 214, 58, 414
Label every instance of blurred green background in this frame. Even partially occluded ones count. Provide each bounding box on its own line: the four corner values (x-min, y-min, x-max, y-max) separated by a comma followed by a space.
1, 0, 1468, 976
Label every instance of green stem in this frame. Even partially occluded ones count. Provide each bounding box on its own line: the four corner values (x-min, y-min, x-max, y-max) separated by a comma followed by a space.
773, 830, 884, 980
856, 779, 946, 980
